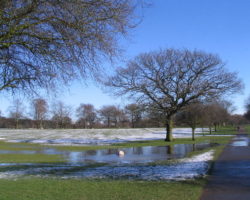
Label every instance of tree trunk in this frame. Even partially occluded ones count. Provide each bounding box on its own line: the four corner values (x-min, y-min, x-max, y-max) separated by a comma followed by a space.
192, 127, 195, 141
209, 126, 212, 134
15, 119, 19, 129
165, 116, 173, 142
107, 117, 110, 128
39, 120, 43, 129
132, 120, 135, 128
214, 123, 217, 132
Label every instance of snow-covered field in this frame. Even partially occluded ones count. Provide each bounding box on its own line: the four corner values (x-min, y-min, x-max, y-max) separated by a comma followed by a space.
0, 128, 208, 145
0, 150, 214, 180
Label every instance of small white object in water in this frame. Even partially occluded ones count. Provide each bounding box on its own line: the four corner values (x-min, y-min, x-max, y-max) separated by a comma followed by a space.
118, 150, 125, 157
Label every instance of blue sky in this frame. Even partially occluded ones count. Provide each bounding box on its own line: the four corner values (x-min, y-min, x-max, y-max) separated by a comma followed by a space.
1, 0, 250, 117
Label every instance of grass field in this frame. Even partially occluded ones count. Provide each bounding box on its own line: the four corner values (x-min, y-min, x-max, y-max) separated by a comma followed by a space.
0, 178, 206, 200
202, 125, 237, 135
244, 124, 250, 134
0, 136, 232, 200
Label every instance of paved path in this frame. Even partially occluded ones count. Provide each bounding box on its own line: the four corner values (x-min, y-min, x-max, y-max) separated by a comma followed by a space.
200, 129, 250, 200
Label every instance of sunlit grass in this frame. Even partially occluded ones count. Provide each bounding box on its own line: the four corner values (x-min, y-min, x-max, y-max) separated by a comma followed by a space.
0, 154, 63, 163
202, 125, 237, 135
244, 124, 250, 134
0, 178, 206, 200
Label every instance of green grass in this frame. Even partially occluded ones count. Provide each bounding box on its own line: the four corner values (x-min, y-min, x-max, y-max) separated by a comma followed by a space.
0, 178, 205, 200
210, 125, 250, 135
203, 125, 237, 135
244, 125, 250, 134
0, 154, 63, 163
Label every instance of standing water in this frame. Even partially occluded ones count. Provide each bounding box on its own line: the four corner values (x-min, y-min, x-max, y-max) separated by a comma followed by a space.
0, 142, 217, 180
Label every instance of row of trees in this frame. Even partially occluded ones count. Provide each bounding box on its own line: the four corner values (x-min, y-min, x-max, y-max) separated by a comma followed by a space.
0, 98, 247, 133
244, 96, 250, 121
2, 99, 143, 129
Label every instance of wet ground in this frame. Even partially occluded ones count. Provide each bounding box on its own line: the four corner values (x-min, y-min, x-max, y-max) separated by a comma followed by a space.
0, 142, 216, 180
231, 135, 249, 147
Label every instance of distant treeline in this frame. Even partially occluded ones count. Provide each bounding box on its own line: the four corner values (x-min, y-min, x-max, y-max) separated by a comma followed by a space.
0, 98, 248, 130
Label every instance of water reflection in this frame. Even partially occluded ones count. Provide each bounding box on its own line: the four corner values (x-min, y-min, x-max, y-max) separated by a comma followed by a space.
231, 136, 249, 147
0, 142, 218, 165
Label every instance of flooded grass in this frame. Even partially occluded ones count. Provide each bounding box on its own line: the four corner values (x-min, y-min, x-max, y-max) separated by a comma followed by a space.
0, 139, 230, 180
0, 135, 232, 200
0, 136, 232, 164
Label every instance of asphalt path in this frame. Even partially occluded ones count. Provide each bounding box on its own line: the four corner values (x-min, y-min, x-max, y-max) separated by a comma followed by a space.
200, 129, 250, 200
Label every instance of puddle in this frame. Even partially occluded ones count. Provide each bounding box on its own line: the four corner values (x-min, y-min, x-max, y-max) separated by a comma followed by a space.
231, 136, 249, 147
0, 143, 218, 165
65, 143, 217, 164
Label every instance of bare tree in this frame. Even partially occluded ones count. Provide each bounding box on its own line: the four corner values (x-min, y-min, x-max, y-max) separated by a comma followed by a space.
99, 105, 122, 128
0, 0, 141, 93
230, 114, 248, 126
202, 100, 231, 134
176, 102, 204, 141
8, 98, 26, 128
51, 101, 72, 128
125, 103, 143, 128
105, 49, 243, 141
31, 98, 48, 129
76, 104, 96, 128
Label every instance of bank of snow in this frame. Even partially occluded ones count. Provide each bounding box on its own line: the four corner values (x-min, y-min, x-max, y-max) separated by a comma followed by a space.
0, 128, 209, 145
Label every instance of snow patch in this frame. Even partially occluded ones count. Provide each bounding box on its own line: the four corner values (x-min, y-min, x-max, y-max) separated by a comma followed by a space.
0, 128, 209, 145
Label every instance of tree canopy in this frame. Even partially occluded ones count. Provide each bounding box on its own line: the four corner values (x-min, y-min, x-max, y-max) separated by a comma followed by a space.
0, 0, 139, 93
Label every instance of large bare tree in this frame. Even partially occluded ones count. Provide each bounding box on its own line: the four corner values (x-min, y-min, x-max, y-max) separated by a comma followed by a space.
0, 0, 140, 93
105, 49, 243, 141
